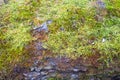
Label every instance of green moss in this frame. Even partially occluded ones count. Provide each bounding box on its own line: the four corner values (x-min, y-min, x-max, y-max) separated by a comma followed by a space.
43, 0, 120, 62
0, 0, 41, 70
0, 0, 120, 71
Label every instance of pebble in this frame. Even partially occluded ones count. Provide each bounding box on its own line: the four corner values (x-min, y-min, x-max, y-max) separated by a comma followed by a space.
71, 74, 79, 79
44, 65, 53, 70
23, 72, 40, 78
35, 66, 43, 72
48, 70, 55, 73
41, 71, 48, 76
73, 66, 87, 72
41, 76, 49, 80
89, 77, 95, 80
73, 68, 80, 72
50, 73, 57, 77
34, 60, 39, 65
30, 67, 36, 71
49, 61, 56, 66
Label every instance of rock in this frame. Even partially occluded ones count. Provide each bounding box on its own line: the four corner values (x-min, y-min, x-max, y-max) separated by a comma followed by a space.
41, 76, 49, 80
73, 66, 87, 72
30, 77, 36, 80
48, 70, 56, 77
48, 70, 55, 73
47, 58, 57, 67
34, 60, 39, 65
49, 61, 56, 67
33, 20, 52, 33
33, 22, 48, 32
30, 67, 35, 72
44, 65, 53, 70
35, 76, 42, 80
73, 68, 80, 72
89, 77, 95, 80
50, 73, 57, 77
41, 71, 48, 76
111, 75, 120, 80
23, 72, 40, 79
35, 66, 43, 72
71, 74, 79, 79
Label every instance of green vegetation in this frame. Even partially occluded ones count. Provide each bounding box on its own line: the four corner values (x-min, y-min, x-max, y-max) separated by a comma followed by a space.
0, 0, 120, 72
43, 0, 120, 61
0, 0, 41, 70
